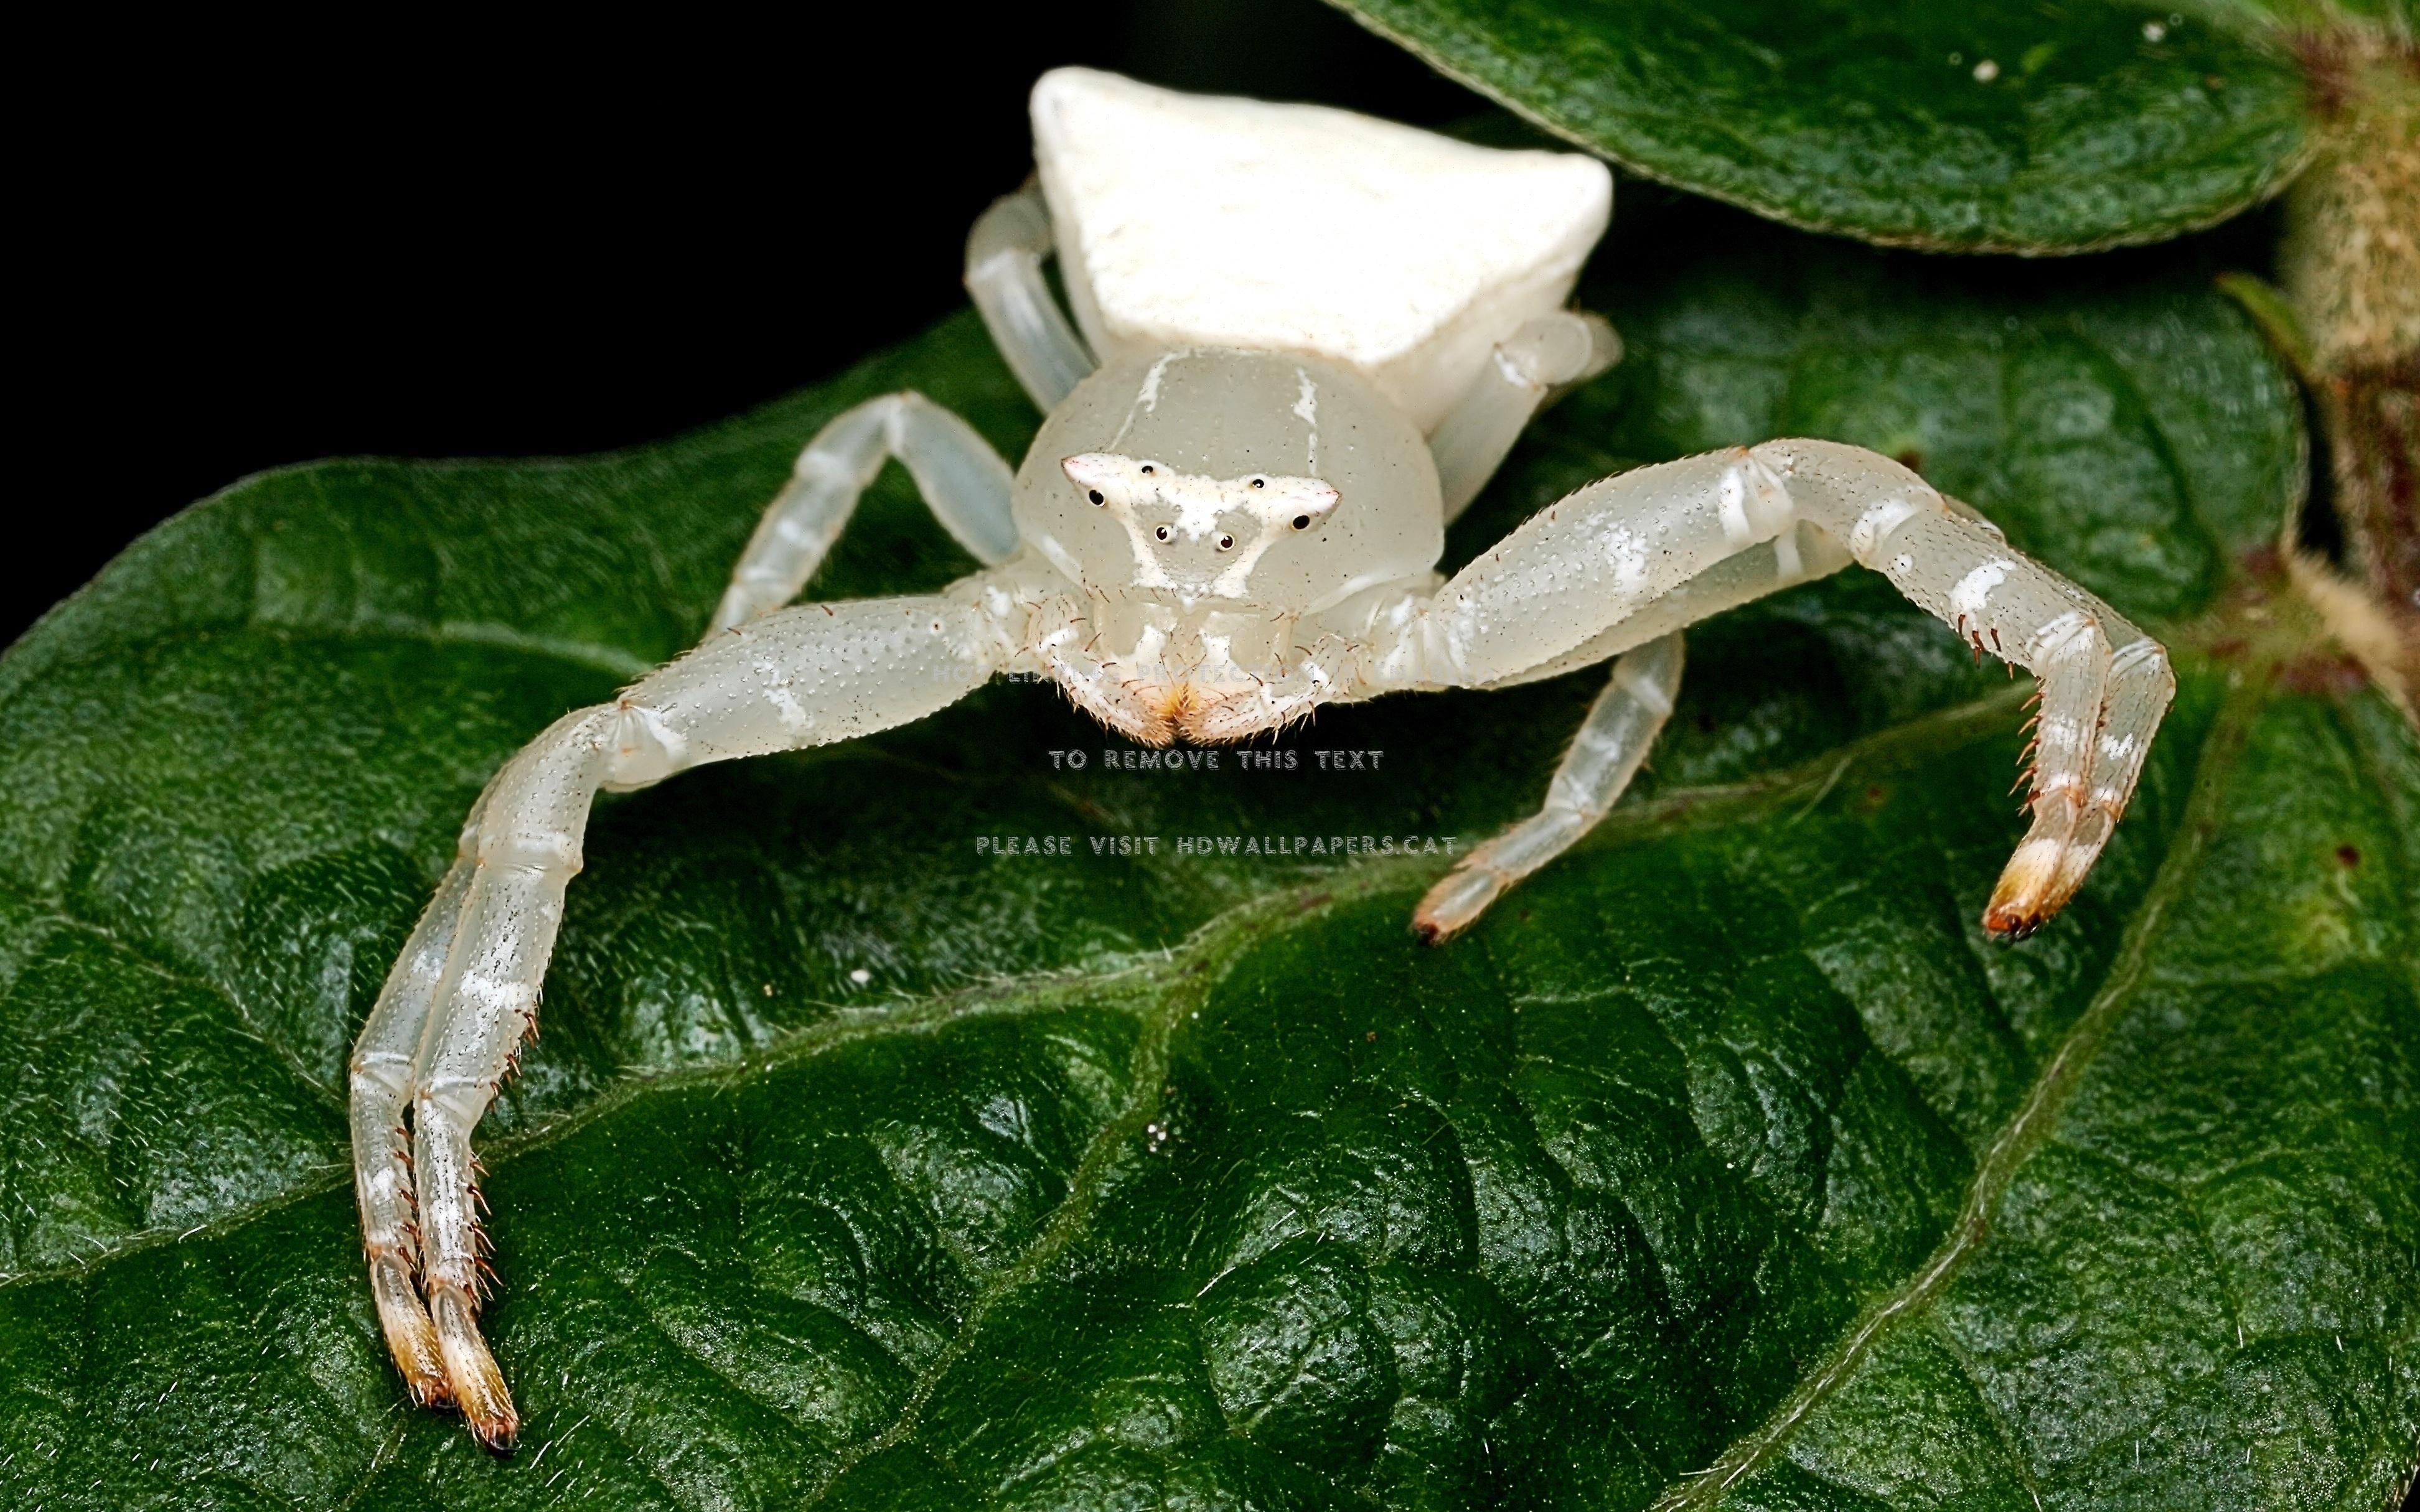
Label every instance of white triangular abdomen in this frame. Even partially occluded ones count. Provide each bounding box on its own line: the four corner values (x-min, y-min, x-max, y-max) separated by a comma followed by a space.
1031, 68, 1613, 434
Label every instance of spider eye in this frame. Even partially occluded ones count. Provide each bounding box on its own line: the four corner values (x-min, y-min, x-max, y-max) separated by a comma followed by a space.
1291, 515, 1311, 530
1153, 525, 1170, 541
1216, 533, 1235, 551
1139, 464, 1154, 475
1087, 490, 1104, 505
1250, 477, 1264, 489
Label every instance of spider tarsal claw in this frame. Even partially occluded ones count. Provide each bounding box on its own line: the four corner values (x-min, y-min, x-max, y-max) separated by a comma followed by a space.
368, 1249, 450, 1409
429, 1284, 518, 1452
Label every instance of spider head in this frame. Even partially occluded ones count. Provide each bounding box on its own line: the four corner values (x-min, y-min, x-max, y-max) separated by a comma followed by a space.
1013, 347, 1442, 609
1061, 452, 1339, 599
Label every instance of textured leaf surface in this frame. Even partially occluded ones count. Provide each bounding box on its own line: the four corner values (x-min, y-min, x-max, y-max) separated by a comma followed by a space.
3, 207, 2412, 1511
1330, 0, 2312, 252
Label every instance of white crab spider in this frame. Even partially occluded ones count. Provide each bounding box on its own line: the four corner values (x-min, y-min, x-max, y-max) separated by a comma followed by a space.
349, 67, 2175, 1446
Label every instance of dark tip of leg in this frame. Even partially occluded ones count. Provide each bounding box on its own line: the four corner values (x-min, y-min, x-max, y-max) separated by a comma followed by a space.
1982, 910, 2044, 944
408, 1378, 456, 1410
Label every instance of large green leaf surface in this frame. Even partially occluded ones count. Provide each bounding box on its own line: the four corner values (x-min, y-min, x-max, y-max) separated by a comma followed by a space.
2, 205, 2413, 1511
1330, 0, 2312, 253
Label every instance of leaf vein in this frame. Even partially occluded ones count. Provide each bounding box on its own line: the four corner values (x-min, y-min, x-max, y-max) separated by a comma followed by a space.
1653, 671, 2268, 1509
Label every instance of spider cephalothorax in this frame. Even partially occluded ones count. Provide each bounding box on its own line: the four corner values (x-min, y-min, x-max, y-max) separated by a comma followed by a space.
350, 66, 2175, 1447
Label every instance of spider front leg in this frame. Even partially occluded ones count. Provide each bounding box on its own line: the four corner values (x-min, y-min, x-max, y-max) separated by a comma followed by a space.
348, 597, 1003, 1447
1381, 441, 2172, 941
1770, 440, 2175, 934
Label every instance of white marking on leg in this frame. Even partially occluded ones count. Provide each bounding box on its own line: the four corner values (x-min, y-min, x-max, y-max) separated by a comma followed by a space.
2110, 638, 2167, 677
762, 678, 810, 734
1773, 529, 1803, 582
604, 702, 690, 786
1601, 523, 1648, 595
796, 447, 861, 484
2028, 610, 2099, 663
1719, 465, 1755, 544
457, 971, 539, 1015
1849, 497, 1921, 558
1949, 560, 2014, 625
1614, 663, 1674, 717
1743, 455, 1795, 534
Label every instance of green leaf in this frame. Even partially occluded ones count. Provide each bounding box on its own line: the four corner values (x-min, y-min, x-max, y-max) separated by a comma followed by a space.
4, 210, 2413, 1511
1328, 0, 2313, 252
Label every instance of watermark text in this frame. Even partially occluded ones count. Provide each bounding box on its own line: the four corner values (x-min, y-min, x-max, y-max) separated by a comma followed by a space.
1046, 748, 1386, 772
974, 832, 1458, 859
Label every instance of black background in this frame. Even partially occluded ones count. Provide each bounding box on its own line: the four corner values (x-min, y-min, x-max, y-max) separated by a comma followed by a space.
19, 1, 1481, 646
